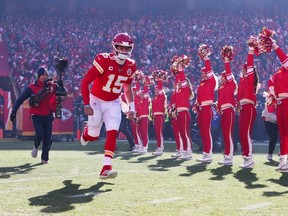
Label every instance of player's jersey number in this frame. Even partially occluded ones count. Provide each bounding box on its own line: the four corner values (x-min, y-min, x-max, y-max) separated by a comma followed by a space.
102, 74, 128, 94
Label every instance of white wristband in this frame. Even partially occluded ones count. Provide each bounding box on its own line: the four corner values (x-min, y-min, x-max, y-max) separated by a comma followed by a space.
129, 102, 135, 112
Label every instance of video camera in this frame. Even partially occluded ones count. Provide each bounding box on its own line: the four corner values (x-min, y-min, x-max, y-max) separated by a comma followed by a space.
54, 46, 68, 119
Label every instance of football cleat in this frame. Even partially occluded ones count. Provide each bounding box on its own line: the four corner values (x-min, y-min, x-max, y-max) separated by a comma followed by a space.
80, 121, 89, 146
100, 165, 118, 179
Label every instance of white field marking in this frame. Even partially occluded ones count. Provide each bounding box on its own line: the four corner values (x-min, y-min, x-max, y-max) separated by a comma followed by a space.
66, 192, 101, 198
148, 197, 183, 204
241, 202, 272, 211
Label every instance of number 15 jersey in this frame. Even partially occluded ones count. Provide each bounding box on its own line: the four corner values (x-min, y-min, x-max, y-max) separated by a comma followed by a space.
82, 53, 137, 105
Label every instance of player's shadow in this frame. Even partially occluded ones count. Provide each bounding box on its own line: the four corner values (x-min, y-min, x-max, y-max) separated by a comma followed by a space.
209, 166, 233, 180
179, 163, 208, 177
29, 180, 113, 214
148, 158, 184, 171
0, 163, 42, 179
234, 169, 267, 189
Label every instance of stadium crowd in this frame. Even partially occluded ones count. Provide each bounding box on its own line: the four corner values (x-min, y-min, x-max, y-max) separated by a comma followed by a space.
1, 5, 288, 143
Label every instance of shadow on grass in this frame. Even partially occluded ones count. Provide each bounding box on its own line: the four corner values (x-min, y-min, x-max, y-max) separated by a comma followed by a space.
29, 180, 113, 213
179, 163, 208, 177
263, 160, 278, 167
209, 166, 233, 180
148, 158, 184, 171
113, 151, 143, 161
129, 155, 156, 163
234, 169, 267, 189
263, 173, 288, 197
0, 163, 42, 179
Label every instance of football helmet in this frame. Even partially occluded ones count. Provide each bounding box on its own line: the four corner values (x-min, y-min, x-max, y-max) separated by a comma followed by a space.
112, 33, 134, 61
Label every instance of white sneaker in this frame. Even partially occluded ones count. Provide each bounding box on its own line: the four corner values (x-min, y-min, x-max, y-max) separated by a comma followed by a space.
278, 163, 288, 173
276, 155, 287, 171
131, 145, 140, 153
179, 151, 192, 160
80, 121, 89, 146
239, 156, 255, 168
196, 153, 212, 163
171, 150, 182, 158
138, 146, 148, 154
218, 155, 233, 166
266, 154, 273, 161
31, 147, 38, 158
152, 147, 164, 156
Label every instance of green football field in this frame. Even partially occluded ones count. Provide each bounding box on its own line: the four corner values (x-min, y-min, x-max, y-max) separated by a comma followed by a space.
0, 138, 286, 216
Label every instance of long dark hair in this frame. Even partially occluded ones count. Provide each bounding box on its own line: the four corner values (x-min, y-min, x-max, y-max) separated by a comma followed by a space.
253, 66, 260, 94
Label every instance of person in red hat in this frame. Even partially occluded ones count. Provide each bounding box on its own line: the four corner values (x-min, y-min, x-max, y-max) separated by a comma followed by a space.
217, 54, 237, 166
236, 40, 259, 169
151, 80, 167, 156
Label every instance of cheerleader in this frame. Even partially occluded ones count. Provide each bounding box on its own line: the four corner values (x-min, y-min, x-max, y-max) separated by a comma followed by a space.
217, 46, 237, 166
151, 80, 167, 156
196, 44, 217, 164
236, 37, 259, 169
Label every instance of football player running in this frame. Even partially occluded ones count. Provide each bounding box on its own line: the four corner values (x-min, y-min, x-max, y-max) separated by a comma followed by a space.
81, 33, 137, 179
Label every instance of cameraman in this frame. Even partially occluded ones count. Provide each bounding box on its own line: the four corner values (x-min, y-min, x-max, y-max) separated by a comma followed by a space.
10, 67, 56, 164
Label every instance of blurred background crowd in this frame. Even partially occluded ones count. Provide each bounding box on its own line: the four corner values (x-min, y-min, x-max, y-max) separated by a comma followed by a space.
0, 0, 287, 144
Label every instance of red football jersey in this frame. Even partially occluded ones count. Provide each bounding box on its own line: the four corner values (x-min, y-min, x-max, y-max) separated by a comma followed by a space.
81, 53, 137, 104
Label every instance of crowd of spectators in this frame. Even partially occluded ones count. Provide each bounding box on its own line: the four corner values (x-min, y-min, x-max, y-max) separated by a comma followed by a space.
1, 5, 288, 142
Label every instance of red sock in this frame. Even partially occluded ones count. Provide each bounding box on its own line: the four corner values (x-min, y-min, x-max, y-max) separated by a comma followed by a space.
83, 127, 98, 142
104, 130, 117, 158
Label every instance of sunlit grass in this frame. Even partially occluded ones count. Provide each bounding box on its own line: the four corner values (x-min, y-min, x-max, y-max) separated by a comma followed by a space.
0, 139, 286, 216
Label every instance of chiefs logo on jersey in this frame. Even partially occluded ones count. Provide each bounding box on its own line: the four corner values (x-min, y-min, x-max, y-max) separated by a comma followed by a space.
127, 69, 132, 76
61, 108, 72, 121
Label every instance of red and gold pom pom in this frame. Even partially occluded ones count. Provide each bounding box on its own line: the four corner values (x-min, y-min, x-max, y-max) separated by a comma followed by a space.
220, 45, 234, 61
152, 69, 168, 81
247, 35, 261, 56
143, 75, 154, 86
133, 70, 144, 81
198, 44, 211, 60
170, 55, 191, 74
258, 27, 276, 54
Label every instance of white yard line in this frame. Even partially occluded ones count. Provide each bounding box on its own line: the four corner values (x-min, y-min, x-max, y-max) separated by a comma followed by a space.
148, 197, 183, 204
241, 202, 272, 211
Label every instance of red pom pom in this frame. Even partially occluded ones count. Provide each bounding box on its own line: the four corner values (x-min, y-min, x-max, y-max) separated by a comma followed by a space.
220, 45, 234, 61
152, 70, 168, 81
133, 70, 144, 81
198, 44, 211, 60
258, 27, 276, 54
170, 55, 191, 74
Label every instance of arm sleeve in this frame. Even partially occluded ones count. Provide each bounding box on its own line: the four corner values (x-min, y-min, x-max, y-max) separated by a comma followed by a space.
12, 87, 33, 113
81, 66, 100, 105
